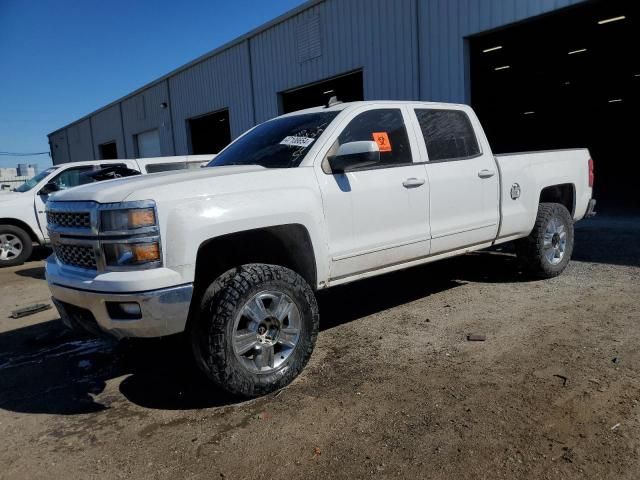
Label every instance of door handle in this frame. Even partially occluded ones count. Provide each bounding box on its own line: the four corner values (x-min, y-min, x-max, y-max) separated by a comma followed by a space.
478, 169, 496, 179
402, 178, 426, 188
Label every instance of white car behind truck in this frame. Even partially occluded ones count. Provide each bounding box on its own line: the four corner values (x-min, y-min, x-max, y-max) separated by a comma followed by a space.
0, 155, 213, 266
45, 101, 596, 397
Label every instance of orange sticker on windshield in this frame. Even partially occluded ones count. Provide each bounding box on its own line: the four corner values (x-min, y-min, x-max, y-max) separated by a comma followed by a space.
372, 132, 392, 152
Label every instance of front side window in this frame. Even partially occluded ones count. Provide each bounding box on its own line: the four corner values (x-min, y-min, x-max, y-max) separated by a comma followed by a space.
209, 112, 339, 169
415, 109, 480, 161
51, 167, 95, 190
13, 167, 58, 192
337, 109, 412, 167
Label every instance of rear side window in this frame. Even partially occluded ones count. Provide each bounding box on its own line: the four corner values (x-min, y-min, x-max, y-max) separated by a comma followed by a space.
338, 109, 412, 167
145, 161, 203, 173
146, 162, 193, 174
415, 109, 480, 161
100, 163, 127, 169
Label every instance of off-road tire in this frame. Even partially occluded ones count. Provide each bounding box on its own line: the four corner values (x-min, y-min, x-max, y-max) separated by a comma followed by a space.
516, 203, 574, 279
191, 264, 319, 398
0, 225, 33, 267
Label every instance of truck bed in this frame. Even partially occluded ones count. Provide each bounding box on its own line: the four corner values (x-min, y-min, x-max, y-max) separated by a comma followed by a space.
494, 148, 592, 243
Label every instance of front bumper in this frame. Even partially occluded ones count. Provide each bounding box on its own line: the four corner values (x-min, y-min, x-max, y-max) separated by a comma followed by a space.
50, 282, 193, 338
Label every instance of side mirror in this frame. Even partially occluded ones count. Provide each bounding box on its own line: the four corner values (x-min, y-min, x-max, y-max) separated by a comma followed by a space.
328, 141, 380, 173
38, 182, 60, 196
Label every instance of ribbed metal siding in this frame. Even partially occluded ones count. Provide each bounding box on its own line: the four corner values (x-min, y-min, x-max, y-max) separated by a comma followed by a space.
67, 119, 93, 162
296, 14, 322, 62
121, 80, 174, 157
168, 42, 254, 154
250, 0, 418, 122
420, 0, 587, 103
50, 0, 594, 161
90, 104, 126, 158
49, 130, 69, 165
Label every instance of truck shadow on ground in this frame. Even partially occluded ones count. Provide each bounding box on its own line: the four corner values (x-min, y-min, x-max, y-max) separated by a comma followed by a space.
13, 247, 50, 280
0, 213, 636, 415
0, 321, 233, 415
14, 266, 46, 280
0, 264, 470, 415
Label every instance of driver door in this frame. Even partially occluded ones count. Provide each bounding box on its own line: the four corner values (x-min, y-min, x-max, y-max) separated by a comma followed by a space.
316, 105, 430, 282
34, 165, 95, 239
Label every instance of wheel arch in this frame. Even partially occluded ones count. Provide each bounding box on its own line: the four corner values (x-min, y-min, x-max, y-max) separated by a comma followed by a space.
539, 183, 576, 216
0, 218, 40, 243
193, 224, 318, 295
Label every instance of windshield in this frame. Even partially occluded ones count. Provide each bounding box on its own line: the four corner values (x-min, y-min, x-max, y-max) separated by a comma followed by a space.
208, 112, 339, 169
13, 167, 58, 193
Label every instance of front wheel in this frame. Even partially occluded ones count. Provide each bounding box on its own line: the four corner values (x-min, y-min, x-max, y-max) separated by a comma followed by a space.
516, 203, 574, 279
0, 225, 33, 267
191, 264, 319, 398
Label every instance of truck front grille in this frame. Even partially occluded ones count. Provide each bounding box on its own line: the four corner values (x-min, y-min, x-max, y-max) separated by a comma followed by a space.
53, 244, 97, 270
47, 211, 91, 229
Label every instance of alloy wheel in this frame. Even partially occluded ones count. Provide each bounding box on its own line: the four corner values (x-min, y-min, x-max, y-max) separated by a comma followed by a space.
0, 233, 23, 261
232, 291, 302, 374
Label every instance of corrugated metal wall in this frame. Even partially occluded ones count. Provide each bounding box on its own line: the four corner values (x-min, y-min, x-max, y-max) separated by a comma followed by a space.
169, 42, 254, 153
121, 80, 174, 156
250, 0, 419, 122
67, 119, 93, 162
49, 130, 69, 165
48, 0, 588, 164
420, 0, 586, 103
90, 104, 126, 159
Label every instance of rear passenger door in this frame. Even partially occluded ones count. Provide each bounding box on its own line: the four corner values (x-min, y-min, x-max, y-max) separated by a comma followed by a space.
411, 108, 499, 254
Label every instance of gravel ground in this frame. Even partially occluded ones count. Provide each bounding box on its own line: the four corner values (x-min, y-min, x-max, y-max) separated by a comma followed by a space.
0, 213, 639, 480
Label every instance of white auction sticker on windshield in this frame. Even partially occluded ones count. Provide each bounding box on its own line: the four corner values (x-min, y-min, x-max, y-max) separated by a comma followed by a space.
280, 136, 315, 148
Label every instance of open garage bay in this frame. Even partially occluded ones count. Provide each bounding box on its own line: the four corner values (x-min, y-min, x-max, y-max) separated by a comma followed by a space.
470, 0, 640, 211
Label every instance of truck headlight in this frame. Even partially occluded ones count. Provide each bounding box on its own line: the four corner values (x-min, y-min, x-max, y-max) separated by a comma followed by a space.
101, 207, 156, 232
103, 241, 161, 267
99, 201, 161, 270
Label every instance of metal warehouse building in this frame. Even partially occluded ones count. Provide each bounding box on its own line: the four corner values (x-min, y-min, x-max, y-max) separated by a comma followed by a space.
49, 0, 639, 208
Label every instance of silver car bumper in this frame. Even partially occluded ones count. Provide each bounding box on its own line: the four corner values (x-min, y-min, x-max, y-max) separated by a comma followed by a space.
50, 283, 193, 338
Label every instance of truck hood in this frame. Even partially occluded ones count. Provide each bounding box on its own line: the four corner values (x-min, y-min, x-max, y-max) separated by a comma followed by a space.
50, 165, 267, 204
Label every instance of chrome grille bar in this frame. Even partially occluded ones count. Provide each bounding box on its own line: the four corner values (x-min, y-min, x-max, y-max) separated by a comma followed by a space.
46, 200, 160, 273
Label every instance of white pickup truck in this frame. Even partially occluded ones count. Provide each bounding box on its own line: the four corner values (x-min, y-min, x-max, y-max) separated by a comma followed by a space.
45, 101, 596, 397
0, 155, 212, 266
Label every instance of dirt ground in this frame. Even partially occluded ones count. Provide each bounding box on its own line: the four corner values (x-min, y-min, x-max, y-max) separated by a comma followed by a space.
1, 212, 639, 480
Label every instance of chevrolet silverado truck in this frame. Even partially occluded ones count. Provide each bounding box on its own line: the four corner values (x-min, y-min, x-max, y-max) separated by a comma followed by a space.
45, 101, 596, 397
0, 155, 212, 267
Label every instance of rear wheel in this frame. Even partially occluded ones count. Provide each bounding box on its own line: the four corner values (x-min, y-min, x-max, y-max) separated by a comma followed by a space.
191, 264, 319, 398
516, 203, 574, 278
0, 225, 32, 267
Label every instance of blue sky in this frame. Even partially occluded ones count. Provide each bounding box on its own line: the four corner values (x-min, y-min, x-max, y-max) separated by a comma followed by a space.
0, 0, 306, 170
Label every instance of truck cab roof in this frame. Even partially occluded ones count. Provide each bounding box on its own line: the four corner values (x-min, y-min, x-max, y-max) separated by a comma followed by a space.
281, 100, 471, 117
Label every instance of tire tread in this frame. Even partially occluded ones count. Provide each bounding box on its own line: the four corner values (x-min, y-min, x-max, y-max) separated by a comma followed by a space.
516, 203, 574, 279
193, 263, 319, 398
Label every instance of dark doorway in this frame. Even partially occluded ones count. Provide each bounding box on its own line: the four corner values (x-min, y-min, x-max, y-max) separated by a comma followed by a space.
280, 70, 364, 114
99, 142, 118, 160
188, 109, 231, 154
469, 0, 640, 210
